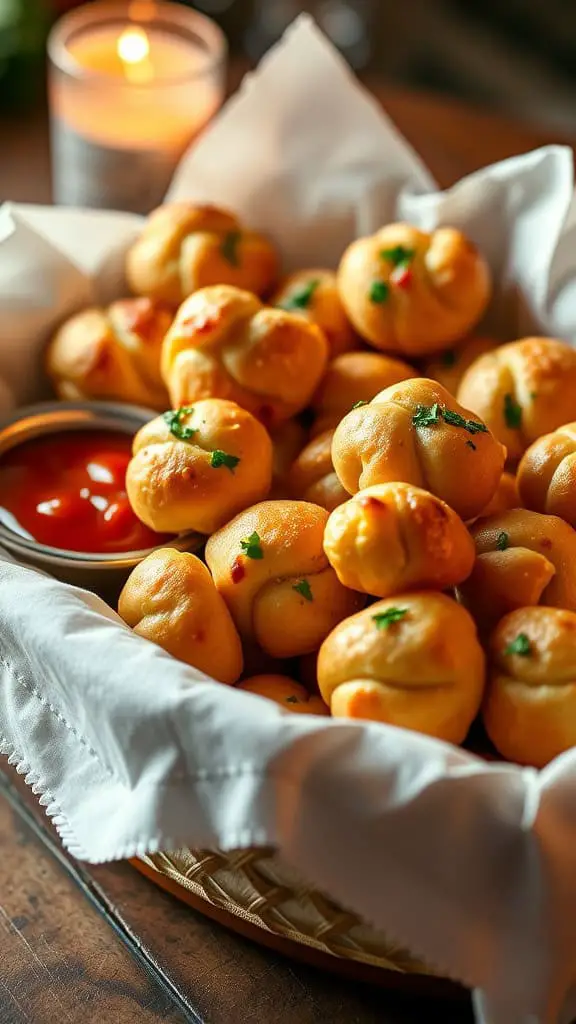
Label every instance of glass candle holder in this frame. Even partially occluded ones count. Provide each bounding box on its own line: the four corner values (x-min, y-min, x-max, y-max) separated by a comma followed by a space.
48, 1, 227, 213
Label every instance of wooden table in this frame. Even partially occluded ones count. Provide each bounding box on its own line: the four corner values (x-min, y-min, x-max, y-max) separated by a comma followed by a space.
0, 87, 572, 1023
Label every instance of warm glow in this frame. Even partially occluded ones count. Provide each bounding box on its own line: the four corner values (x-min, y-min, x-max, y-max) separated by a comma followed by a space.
117, 26, 150, 65
128, 1, 156, 21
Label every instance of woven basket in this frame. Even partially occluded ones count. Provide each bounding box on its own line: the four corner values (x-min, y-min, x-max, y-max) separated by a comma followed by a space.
136, 847, 449, 987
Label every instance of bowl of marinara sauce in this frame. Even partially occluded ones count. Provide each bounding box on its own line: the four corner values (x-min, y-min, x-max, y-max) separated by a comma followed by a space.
0, 401, 200, 599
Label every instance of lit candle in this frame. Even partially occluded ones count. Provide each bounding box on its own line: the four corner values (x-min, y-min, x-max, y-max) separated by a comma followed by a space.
48, 2, 227, 213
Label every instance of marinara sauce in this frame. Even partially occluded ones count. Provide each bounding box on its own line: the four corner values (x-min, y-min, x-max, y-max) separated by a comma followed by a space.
0, 430, 170, 553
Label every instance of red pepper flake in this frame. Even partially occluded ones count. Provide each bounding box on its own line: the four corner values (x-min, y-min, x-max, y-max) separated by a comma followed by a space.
179, 310, 221, 336
92, 343, 112, 372
121, 298, 162, 341
231, 557, 246, 583
391, 264, 413, 289
358, 496, 384, 510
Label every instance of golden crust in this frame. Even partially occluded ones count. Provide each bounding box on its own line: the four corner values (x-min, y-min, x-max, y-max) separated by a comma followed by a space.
317, 592, 485, 743
331, 377, 506, 521
271, 269, 357, 359
45, 298, 172, 409
236, 675, 330, 716
323, 482, 475, 597
205, 499, 364, 658
457, 337, 576, 461
459, 508, 576, 631
118, 548, 243, 685
311, 350, 417, 436
337, 223, 491, 356
287, 429, 349, 512
423, 336, 497, 395
126, 398, 273, 535
517, 422, 576, 528
484, 606, 576, 767
161, 285, 329, 428
126, 202, 279, 305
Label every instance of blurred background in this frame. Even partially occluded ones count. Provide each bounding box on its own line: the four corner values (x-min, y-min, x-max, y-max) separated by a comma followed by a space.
3, 0, 576, 130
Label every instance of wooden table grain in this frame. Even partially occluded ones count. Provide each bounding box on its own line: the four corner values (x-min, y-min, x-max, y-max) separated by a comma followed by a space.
0, 85, 571, 1023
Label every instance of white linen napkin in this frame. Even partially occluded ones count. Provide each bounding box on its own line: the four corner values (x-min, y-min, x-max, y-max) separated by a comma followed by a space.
1, 17, 576, 1023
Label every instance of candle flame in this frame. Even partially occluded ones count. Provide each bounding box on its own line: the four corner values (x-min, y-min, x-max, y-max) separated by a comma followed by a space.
117, 26, 154, 84
117, 27, 150, 65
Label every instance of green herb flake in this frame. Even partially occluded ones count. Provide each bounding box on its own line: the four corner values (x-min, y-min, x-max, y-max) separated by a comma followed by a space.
220, 231, 242, 266
504, 393, 522, 429
210, 449, 240, 472
440, 350, 457, 367
496, 531, 509, 551
352, 399, 369, 410
280, 278, 320, 310
380, 245, 415, 266
466, 439, 477, 450
465, 418, 488, 435
163, 405, 197, 442
530, 391, 538, 400
442, 408, 488, 435
442, 408, 468, 429
372, 607, 408, 630
369, 280, 390, 304
285, 696, 299, 704
240, 531, 264, 560
504, 633, 532, 658
293, 579, 313, 602
412, 402, 440, 427
411, 403, 486, 436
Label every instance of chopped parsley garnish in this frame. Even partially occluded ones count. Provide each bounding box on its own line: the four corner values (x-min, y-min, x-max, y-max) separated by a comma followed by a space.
240, 531, 263, 560
504, 393, 522, 429
412, 402, 440, 427
163, 405, 197, 442
292, 579, 313, 602
466, 439, 476, 450
280, 278, 320, 310
465, 418, 488, 435
372, 607, 408, 629
352, 399, 369, 410
530, 391, 537, 400
210, 449, 240, 472
496, 531, 509, 551
380, 245, 415, 266
504, 633, 532, 657
285, 696, 299, 704
369, 280, 390, 304
221, 231, 241, 266
440, 350, 457, 367
442, 408, 468, 429
412, 403, 487, 436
